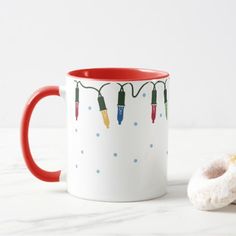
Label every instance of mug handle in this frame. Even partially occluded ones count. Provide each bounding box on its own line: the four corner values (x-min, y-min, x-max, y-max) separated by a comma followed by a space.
20, 86, 62, 182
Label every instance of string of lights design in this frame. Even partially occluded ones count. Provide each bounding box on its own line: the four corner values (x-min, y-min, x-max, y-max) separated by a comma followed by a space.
74, 80, 110, 128
150, 80, 168, 123
74, 79, 168, 128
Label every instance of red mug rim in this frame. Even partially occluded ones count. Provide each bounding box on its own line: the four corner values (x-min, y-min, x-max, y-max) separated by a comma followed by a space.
68, 67, 169, 81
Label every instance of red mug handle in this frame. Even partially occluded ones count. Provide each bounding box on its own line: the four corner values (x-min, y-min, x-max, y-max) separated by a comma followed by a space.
20, 86, 62, 182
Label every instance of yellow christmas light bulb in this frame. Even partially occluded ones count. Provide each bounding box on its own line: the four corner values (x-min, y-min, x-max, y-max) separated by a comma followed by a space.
101, 110, 110, 128
97, 95, 110, 129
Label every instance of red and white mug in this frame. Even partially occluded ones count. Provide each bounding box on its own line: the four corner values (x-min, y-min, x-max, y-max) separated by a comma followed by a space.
21, 68, 169, 202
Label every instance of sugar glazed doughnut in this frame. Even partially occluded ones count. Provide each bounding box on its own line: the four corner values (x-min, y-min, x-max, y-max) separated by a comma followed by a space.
187, 155, 236, 210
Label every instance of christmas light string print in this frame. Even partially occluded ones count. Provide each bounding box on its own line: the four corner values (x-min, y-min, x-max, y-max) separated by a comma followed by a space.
150, 80, 168, 123
116, 80, 168, 124
116, 85, 125, 125
74, 79, 168, 127
150, 82, 157, 123
116, 81, 149, 125
75, 80, 110, 128
74, 81, 79, 120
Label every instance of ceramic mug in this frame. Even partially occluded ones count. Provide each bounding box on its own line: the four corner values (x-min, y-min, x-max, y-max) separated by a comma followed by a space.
21, 68, 169, 202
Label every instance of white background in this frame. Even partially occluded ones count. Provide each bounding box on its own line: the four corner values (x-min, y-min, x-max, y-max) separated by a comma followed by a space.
0, 0, 236, 128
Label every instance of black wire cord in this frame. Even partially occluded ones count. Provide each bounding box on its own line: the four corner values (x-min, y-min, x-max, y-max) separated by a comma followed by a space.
75, 78, 168, 96
150, 80, 167, 89
129, 82, 149, 98
74, 80, 80, 87
117, 79, 168, 97
77, 81, 110, 95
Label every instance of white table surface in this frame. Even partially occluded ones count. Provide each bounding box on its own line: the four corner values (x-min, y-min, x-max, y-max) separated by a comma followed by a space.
0, 128, 236, 236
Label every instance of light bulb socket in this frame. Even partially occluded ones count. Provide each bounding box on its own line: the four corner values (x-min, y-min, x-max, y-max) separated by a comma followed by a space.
118, 90, 125, 106
75, 87, 79, 102
117, 106, 124, 125
98, 95, 107, 111
164, 88, 167, 103
151, 89, 157, 105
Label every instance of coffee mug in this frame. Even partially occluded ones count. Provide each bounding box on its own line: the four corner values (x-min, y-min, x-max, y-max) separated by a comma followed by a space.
21, 68, 169, 202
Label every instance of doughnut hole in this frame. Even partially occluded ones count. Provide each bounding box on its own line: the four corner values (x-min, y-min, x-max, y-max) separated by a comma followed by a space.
203, 160, 227, 179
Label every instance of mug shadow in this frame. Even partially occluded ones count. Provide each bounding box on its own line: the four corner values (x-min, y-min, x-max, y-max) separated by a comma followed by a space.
47, 179, 189, 202
47, 183, 67, 195
158, 185, 187, 202
50, 188, 67, 194
160, 179, 188, 201
47, 180, 236, 212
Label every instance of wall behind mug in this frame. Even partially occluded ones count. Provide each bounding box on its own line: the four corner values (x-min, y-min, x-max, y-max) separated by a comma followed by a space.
0, 0, 235, 128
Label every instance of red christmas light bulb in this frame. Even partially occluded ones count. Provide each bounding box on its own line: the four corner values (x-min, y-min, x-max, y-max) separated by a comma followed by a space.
75, 101, 79, 120
151, 104, 157, 123
151, 88, 157, 123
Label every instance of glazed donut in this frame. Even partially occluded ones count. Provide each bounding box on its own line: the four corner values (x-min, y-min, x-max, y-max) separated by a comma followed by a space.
187, 154, 236, 210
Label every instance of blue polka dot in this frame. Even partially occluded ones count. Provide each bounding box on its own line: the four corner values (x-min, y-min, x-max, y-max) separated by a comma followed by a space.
150, 144, 153, 148
160, 113, 163, 118
142, 93, 146, 97
96, 133, 100, 137
88, 106, 92, 110
134, 122, 138, 126
133, 159, 138, 163
81, 150, 84, 154
96, 169, 100, 174
113, 153, 118, 157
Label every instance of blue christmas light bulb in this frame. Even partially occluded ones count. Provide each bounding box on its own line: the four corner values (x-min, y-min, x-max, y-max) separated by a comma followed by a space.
117, 106, 124, 125
117, 89, 125, 125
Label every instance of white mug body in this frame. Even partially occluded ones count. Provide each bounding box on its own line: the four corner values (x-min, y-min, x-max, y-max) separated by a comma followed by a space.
65, 69, 169, 202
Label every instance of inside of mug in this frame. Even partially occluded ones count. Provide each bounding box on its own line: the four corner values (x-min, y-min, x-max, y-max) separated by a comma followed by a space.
68, 68, 169, 81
